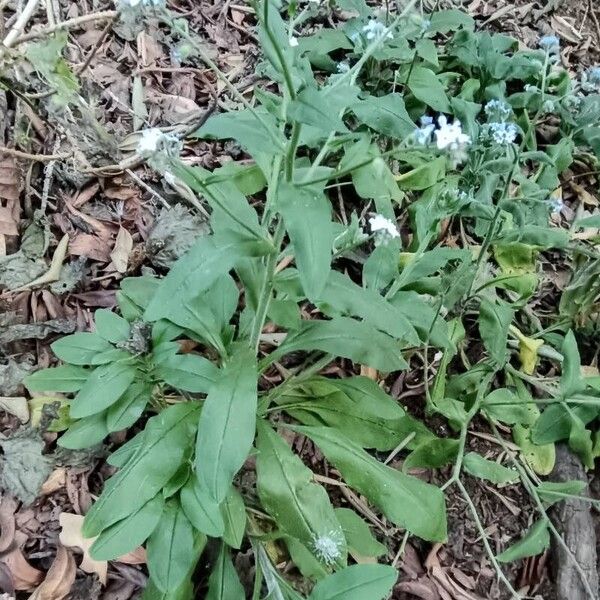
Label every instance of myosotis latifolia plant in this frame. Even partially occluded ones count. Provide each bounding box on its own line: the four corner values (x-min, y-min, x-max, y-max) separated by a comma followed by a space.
23, 0, 600, 598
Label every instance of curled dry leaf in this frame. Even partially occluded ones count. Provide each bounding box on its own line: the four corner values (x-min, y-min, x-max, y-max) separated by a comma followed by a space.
110, 227, 133, 274
59, 513, 107, 585
28, 546, 75, 600
0, 397, 29, 423
40, 468, 67, 495
0, 157, 20, 236
59, 513, 147, 585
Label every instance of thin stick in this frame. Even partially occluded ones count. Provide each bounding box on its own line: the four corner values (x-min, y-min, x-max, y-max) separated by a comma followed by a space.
11, 10, 117, 45
2, 0, 40, 47
0, 147, 71, 161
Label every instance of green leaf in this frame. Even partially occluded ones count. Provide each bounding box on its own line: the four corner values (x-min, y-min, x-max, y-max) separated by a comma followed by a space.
142, 577, 194, 600
205, 543, 245, 600
70, 361, 137, 419
351, 94, 415, 140
106, 381, 152, 432
147, 499, 198, 593
195, 108, 285, 157
561, 331, 584, 397
429, 9, 475, 33
294, 426, 447, 542
415, 39, 439, 67
90, 494, 164, 560
120, 276, 161, 310
272, 318, 408, 372
395, 157, 446, 191
25, 365, 90, 393
155, 353, 219, 394
256, 421, 345, 562
478, 299, 514, 366
278, 181, 334, 300
83, 403, 200, 536
195, 348, 257, 503
308, 564, 398, 600
334, 508, 386, 558
513, 423, 556, 476
180, 477, 224, 537
482, 388, 532, 425
316, 271, 419, 345
51, 333, 112, 365
463, 452, 519, 484
407, 67, 451, 113
404, 438, 459, 470
94, 309, 130, 343
145, 235, 270, 322
288, 86, 358, 133
221, 487, 246, 549
537, 480, 586, 505
276, 376, 432, 451
59, 412, 108, 449
497, 519, 550, 562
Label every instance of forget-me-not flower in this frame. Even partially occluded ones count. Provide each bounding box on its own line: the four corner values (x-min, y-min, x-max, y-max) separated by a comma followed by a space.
489, 122, 518, 145
362, 20, 393, 41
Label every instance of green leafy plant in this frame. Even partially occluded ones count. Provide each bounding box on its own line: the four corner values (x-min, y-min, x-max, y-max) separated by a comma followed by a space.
23, 0, 600, 597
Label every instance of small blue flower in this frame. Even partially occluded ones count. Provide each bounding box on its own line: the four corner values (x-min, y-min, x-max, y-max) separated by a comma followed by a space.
420, 18, 432, 32
413, 115, 435, 145
337, 61, 350, 73
581, 66, 600, 92
484, 99, 512, 122
539, 35, 560, 53
362, 20, 393, 41
489, 122, 518, 145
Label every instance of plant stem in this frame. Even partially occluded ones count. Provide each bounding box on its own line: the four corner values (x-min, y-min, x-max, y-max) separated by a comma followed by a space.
250, 220, 285, 352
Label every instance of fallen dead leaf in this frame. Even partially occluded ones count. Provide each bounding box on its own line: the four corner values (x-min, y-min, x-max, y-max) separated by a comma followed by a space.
28, 546, 75, 600
0, 397, 29, 423
360, 365, 378, 380
40, 468, 67, 495
110, 227, 133, 274
59, 513, 107, 585
0, 157, 20, 236
1, 547, 43, 591
59, 513, 147, 585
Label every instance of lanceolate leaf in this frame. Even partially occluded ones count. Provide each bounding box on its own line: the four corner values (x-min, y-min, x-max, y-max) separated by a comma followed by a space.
106, 382, 152, 433
70, 361, 138, 419
406, 66, 451, 113
180, 478, 224, 537
205, 543, 245, 600
256, 421, 346, 563
497, 519, 550, 562
278, 181, 334, 300
308, 564, 398, 600
195, 348, 257, 503
84, 403, 200, 537
147, 499, 199, 593
272, 318, 408, 372
51, 332, 112, 365
351, 93, 415, 140
316, 271, 419, 345
145, 236, 270, 322
293, 426, 447, 542
94, 309, 131, 343
478, 298, 514, 366
155, 353, 219, 394
25, 365, 90, 393
90, 494, 164, 560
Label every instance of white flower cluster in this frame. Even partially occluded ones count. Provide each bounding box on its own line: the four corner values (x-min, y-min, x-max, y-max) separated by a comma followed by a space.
581, 66, 600, 93
414, 115, 471, 166
137, 128, 183, 171
482, 99, 518, 146
369, 214, 400, 245
312, 531, 343, 564
362, 20, 393, 41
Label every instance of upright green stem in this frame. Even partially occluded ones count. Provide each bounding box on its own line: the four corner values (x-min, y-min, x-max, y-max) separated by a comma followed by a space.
249, 220, 285, 352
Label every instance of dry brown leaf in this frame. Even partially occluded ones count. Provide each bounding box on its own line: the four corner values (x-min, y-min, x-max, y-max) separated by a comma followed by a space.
396, 579, 441, 600
59, 513, 147, 585
1, 547, 43, 591
28, 546, 75, 600
0, 497, 17, 553
69, 234, 112, 263
0, 157, 20, 236
110, 227, 133, 274
571, 182, 599, 207
58, 513, 107, 585
40, 468, 67, 495
0, 397, 29, 423
360, 365, 378, 380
